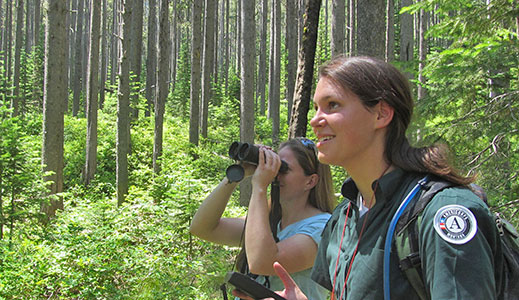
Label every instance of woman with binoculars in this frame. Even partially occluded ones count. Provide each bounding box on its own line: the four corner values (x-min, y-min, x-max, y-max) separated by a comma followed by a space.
189, 137, 337, 300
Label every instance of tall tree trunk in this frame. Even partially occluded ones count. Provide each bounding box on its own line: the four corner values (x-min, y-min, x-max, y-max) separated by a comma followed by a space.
289, 0, 321, 138
224, 0, 229, 91
268, 0, 274, 119
298, 0, 306, 51
189, 0, 202, 146
213, 0, 218, 85
417, 9, 428, 100
331, 0, 346, 57
12, 0, 24, 117
286, 0, 297, 122
145, 0, 158, 117
271, 0, 281, 146
72, 0, 84, 116
357, 0, 385, 58
257, 0, 268, 115
34, 0, 41, 47
68, 0, 77, 90
117, 0, 132, 206
110, 0, 119, 86
153, 0, 171, 174
130, 0, 144, 120
4, 1, 12, 93
170, 0, 177, 91
0, 0, 3, 56
385, 0, 394, 61
42, 0, 68, 219
399, 0, 414, 63
84, 0, 101, 186
99, 0, 107, 109
82, 0, 90, 97
201, 0, 215, 138
348, 0, 356, 55
235, 0, 241, 76
25, 0, 32, 54
239, 0, 255, 206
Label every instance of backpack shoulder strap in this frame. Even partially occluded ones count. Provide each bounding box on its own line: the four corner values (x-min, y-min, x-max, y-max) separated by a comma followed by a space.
393, 178, 455, 300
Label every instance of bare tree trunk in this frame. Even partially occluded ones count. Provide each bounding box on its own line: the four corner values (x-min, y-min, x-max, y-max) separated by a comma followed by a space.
4, 1, 12, 93
72, 0, 84, 116
289, 0, 321, 138
99, 0, 107, 109
42, 0, 68, 219
25, 0, 32, 54
239, 0, 255, 206
399, 0, 414, 63
12, 0, 24, 117
348, 0, 356, 55
84, 0, 101, 186
110, 0, 119, 86
0, 0, 3, 56
170, 0, 177, 91
34, 0, 41, 47
213, 0, 218, 85
331, 0, 346, 57
224, 0, 229, 91
298, 0, 306, 51
240, 0, 255, 143
153, 0, 171, 174
271, 0, 281, 146
417, 9, 428, 100
357, 0, 385, 58
286, 0, 297, 122
145, 0, 158, 117
117, 0, 132, 206
257, 0, 268, 115
235, 0, 241, 76
385, 0, 394, 61
201, 0, 215, 138
189, 0, 202, 146
268, 0, 274, 119
130, 0, 144, 120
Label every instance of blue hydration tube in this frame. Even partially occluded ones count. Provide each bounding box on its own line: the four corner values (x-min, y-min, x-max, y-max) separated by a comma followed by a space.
383, 176, 429, 300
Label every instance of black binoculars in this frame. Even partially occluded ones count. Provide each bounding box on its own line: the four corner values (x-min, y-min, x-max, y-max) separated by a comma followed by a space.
226, 142, 288, 182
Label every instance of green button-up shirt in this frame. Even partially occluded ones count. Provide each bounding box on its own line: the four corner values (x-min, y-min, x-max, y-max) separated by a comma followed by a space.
311, 168, 503, 299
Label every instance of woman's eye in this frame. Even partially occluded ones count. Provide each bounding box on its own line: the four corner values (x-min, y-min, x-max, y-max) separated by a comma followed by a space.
329, 101, 339, 109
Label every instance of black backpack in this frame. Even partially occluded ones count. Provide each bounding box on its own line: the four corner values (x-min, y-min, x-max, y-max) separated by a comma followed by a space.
384, 176, 519, 300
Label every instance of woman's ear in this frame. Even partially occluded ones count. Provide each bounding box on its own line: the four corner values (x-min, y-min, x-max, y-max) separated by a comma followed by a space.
375, 101, 394, 129
306, 174, 319, 190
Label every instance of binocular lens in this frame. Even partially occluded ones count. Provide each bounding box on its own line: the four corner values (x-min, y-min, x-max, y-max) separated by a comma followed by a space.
237, 143, 259, 164
228, 142, 241, 160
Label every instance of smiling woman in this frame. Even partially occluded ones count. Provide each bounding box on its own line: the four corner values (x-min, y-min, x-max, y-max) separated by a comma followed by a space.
269, 56, 506, 300
189, 138, 336, 300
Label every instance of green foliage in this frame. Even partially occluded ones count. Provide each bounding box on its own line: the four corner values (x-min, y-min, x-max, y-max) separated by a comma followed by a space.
404, 0, 519, 224
0, 108, 48, 243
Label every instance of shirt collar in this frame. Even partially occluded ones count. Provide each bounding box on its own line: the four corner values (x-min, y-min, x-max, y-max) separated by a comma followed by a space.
340, 168, 408, 204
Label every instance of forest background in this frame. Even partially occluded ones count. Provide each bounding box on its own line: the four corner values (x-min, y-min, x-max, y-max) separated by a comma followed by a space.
0, 0, 517, 299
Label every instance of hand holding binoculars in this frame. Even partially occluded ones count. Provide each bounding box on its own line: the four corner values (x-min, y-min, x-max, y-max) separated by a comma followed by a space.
226, 142, 288, 183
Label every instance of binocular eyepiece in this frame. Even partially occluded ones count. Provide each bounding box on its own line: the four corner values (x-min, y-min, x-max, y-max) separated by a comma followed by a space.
226, 142, 288, 182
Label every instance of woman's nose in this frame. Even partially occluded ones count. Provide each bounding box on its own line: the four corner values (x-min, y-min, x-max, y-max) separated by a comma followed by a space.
310, 110, 324, 128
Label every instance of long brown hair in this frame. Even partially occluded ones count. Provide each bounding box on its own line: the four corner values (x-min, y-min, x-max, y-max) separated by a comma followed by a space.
235, 138, 337, 273
318, 55, 474, 185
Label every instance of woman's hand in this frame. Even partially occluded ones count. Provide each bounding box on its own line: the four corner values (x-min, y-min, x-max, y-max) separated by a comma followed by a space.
230, 262, 308, 300
251, 147, 281, 189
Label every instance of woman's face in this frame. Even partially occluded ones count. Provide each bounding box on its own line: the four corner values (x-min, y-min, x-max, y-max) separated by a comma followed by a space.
277, 147, 313, 201
310, 77, 380, 169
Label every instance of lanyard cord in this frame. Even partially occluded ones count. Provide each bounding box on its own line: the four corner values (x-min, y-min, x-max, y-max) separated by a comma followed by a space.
331, 167, 388, 300
331, 202, 352, 300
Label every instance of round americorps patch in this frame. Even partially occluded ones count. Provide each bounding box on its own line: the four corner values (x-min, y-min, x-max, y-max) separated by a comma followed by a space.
433, 204, 478, 245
